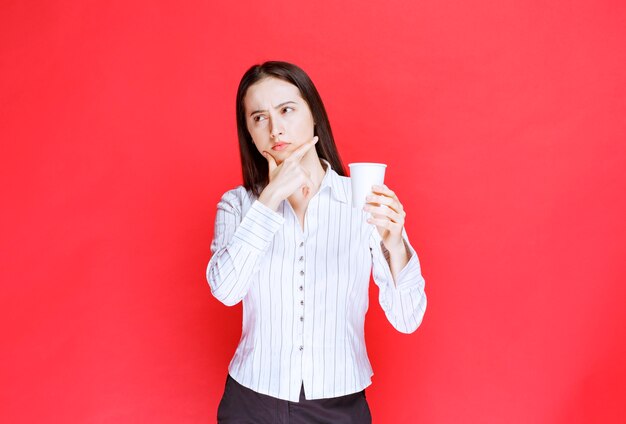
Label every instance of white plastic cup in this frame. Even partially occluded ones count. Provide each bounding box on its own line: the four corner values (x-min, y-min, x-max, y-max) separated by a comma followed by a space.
348, 163, 387, 209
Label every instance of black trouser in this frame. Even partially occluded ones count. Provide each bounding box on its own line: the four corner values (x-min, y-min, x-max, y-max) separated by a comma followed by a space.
217, 374, 372, 424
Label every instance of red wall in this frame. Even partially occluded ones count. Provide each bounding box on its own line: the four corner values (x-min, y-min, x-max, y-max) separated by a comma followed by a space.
1, 0, 625, 422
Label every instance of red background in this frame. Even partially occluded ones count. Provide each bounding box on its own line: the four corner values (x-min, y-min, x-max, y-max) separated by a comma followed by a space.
2, 0, 625, 422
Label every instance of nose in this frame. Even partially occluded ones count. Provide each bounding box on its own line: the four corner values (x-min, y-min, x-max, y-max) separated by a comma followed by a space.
269, 116, 285, 139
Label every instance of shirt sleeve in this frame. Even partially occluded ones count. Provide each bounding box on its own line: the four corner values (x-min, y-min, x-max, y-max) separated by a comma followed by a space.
370, 227, 427, 334
206, 190, 284, 306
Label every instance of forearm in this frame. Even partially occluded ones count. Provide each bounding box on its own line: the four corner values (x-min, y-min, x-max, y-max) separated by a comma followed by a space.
384, 240, 411, 286
208, 197, 285, 305
207, 242, 262, 306
373, 240, 426, 334
371, 228, 427, 334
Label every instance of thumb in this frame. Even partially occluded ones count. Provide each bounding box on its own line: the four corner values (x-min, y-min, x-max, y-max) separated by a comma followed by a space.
263, 151, 277, 173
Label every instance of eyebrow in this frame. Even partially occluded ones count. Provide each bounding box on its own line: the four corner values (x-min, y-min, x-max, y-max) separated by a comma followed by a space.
249, 101, 297, 117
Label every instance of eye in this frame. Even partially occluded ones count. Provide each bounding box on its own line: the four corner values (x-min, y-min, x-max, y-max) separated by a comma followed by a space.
282, 106, 294, 114
252, 114, 267, 123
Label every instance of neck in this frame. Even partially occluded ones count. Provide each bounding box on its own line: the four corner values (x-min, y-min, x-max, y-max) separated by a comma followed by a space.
303, 154, 326, 185
288, 154, 326, 209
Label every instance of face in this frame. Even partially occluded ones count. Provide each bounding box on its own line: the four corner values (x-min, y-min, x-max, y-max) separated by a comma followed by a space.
243, 77, 316, 164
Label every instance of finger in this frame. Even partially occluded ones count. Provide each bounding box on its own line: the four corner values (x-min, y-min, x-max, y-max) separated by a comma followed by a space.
365, 194, 403, 214
366, 216, 394, 229
263, 151, 277, 173
366, 194, 393, 207
367, 206, 405, 224
288, 136, 319, 163
370, 185, 403, 212
371, 184, 398, 200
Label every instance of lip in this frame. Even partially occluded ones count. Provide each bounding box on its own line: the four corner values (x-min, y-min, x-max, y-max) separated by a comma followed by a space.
271, 142, 291, 151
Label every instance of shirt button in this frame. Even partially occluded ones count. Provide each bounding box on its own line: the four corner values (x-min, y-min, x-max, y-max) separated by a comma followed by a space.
300, 300, 304, 306
299, 242, 304, 247
299, 256, 304, 262
299, 286, 303, 291
300, 270, 305, 276
300, 316, 304, 322
299, 346, 304, 351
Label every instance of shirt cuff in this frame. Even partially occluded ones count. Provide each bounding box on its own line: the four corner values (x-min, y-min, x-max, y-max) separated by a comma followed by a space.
232, 200, 284, 252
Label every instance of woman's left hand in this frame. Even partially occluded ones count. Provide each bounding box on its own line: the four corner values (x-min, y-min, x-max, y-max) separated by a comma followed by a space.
363, 184, 407, 251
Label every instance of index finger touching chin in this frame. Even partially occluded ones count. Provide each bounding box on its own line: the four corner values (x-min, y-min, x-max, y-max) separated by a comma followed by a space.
291, 136, 319, 161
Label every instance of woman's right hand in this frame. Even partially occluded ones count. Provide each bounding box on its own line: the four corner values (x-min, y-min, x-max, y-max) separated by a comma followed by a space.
258, 136, 318, 210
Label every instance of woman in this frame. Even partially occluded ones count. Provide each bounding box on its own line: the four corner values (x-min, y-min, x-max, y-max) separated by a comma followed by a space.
207, 61, 427, 423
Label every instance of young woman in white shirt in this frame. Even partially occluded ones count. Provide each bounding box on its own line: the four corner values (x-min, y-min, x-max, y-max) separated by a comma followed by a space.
207, 61, 426, 423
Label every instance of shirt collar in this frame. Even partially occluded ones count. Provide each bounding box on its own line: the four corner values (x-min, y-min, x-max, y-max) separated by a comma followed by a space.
319, 159, 349, 204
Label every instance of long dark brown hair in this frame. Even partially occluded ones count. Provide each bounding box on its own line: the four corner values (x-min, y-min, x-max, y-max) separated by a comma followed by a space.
235, 61, 346, 196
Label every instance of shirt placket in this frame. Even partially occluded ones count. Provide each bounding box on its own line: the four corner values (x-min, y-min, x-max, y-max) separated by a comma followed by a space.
298, 201, 316, 400
296, 240, 305, 353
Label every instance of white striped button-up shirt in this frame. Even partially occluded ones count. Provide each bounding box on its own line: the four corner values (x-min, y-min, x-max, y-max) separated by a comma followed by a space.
206, 161, 427, 402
